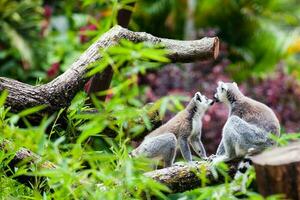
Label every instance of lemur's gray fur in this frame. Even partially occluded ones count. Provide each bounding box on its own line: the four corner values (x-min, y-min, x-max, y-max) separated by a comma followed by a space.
130, 92, 214, 167
213, 81, 280, 163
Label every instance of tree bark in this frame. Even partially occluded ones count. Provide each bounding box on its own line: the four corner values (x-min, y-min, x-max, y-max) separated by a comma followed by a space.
1, 140, 55, 190
145, 160, 240, 193
252, 142, 300, 199
2, 138, 240, 194
0, 25, 219, 115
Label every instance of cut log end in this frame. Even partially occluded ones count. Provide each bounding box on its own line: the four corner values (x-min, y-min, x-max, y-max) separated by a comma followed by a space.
213, 37, 220, 60
252, 142, 300, 166
252, 142, 300, 199
145, 159, 240, 193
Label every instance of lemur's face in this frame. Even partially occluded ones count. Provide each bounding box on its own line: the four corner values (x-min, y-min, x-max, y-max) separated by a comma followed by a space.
214, 81, 238, 103
193, 92, 214, 109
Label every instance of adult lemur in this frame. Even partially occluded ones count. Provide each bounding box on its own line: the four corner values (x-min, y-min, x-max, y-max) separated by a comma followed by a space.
130, 92, 214, 167
213, 81, 280, 163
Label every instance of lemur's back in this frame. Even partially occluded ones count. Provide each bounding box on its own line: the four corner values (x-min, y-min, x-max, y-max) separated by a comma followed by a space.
146, 110, 192, 138
231, 97, 280, 136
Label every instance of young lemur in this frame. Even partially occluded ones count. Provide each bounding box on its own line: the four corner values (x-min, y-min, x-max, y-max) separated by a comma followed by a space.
130, 92, 214, 167
213, 81, 280, 163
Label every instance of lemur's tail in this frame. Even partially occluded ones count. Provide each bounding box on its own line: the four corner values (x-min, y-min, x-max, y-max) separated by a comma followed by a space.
234, 157, 253, 179
230, 157, 254, 193
129, 149, 137, 158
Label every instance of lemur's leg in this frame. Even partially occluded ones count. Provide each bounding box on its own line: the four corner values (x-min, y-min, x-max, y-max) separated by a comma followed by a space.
189, 135, 207, 158
212, 140, 236, 163
179, 136, 192, 162
163, 142, 177, 167
229, 115, 270, 152
216, 139, 225, 155
213, 117, 239, 163
132, 133, 177, 166
214, 115, 269, 164
222, 129, 236, 159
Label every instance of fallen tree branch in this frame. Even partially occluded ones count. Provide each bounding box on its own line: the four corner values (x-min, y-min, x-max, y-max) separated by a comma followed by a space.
0, 25, 219, 115
145, 160, 240, 193
3, 138, 240, 194
1, 140, 55, 190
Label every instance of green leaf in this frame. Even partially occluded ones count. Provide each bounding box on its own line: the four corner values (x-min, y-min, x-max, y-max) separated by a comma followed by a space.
0, 90, 8, 107
18, 105, 47, 117
2, 22, 34, 67
140, 49, 170, 62
159, 97, 169, 118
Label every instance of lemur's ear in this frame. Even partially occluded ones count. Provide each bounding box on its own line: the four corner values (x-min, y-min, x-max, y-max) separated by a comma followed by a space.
218, 81, 228, 91
194, 92, 202, 102
221, 84, 228, 91
218, 81, 224, 86
233, 82, 238, 87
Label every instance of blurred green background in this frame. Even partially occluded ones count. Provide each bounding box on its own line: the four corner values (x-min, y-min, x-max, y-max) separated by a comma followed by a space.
2, 0, 300, 199
2, 0, 300, 145
2, 0, 300, 82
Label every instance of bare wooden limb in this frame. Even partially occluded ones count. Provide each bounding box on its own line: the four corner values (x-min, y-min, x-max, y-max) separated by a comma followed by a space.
0, 25, 219, 115
145, 160, 239, 193
3, 137, 241, 194
1, 140, 55, 190
252, 142, 300, 199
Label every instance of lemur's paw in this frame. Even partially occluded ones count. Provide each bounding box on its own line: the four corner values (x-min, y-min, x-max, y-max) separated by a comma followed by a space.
173, 161, 186, 167
173, 161, 199, 168
187, 161, 199, 168
201, 156, 210, 161
206, 154, 217, 162
211, 155, 228, 166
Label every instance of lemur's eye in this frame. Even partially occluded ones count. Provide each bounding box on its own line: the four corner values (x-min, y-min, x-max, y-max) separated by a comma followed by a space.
221, 87, 225, 91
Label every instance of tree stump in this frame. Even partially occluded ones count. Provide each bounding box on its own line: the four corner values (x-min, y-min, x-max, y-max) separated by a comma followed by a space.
251, 142, 300, 199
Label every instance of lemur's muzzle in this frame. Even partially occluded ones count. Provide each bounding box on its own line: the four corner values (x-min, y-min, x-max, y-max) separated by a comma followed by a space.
213, 94, 220, 102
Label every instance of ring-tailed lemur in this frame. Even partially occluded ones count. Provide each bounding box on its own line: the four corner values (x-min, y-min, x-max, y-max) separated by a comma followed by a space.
213, 81, 280, 164
130, 92, 214, 167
